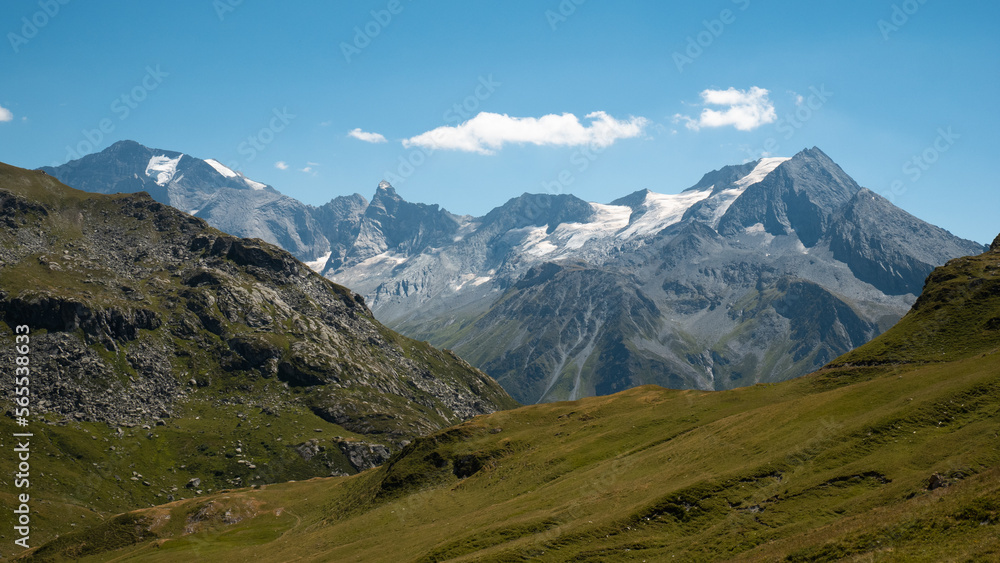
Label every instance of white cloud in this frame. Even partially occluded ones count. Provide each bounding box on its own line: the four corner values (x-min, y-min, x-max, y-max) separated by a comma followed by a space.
300, 166, 312, 173
0, 104, 13, 122
674, 87, 776, 132
401, 111, 649, 155
275, 161, 289, 170
348, 128, 387, 143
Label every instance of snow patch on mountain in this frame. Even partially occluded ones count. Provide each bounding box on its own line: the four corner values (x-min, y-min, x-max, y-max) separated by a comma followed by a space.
551, 203, 632, 250
145, 154, 183, 186
453, 273, 494, 291
204, 158, 238, 178
203, 157, 267, 190
305, 251, 332, 273
241, 176, 267, 190
735, 157, 790, 189
356, 251, 410, 269
518, 226, 559, 257
620, 188, 713, 238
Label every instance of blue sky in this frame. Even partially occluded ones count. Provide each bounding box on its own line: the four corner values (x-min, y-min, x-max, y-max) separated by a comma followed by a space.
1, 1, 997, 244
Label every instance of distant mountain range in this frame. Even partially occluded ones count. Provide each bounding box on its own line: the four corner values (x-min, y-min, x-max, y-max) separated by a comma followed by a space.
41, 142, 987, 404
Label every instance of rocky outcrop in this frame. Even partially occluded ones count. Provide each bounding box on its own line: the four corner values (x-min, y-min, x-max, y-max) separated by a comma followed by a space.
337, 440, 393, 472
0, 332, 179, 424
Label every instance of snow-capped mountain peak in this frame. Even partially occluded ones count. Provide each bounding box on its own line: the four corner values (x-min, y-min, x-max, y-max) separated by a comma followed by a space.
239, 174, 267, 191
40, 140, 326, 261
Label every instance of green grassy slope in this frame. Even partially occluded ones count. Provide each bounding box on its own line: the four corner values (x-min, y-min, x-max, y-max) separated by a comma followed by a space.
14, 241, 1000, 561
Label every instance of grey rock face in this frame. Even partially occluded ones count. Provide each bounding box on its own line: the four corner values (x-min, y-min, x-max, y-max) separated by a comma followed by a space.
827, 188, 988, 295
311, 193, 368, 270
716, 147, 860, 245
342, 182, 464, 268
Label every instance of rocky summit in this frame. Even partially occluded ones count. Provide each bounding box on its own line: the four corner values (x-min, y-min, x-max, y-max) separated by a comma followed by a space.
0, 162, 516, 546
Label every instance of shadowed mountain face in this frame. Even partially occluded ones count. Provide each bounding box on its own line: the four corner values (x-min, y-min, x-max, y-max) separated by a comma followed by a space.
41, 144, 986, 404
0, 162, 517, 545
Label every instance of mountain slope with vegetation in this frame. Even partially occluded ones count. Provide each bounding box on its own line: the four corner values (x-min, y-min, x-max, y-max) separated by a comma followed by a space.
22, 233, 1000, 561
0, 163, 516, 553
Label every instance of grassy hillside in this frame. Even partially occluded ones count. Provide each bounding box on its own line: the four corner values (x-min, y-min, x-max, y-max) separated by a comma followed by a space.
17, 239, 1000, 561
